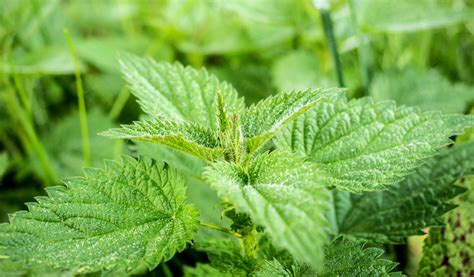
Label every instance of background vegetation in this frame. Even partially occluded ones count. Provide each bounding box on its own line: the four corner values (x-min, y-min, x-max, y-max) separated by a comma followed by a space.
1, 0, 473, 275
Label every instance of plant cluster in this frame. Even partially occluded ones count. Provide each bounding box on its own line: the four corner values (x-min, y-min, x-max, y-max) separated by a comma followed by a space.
1, 0, 474, 276
0, 54, 473, 276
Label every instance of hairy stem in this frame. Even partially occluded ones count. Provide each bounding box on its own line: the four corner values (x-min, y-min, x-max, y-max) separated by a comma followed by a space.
199, 222, 243, 238
65, 29, 91, 167
241, 227, 258, 259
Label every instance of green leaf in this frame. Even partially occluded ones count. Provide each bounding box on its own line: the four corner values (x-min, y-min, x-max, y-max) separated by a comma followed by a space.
242, 89, 342, 154
184, 263, 233, 277
0, 259, 27, 276
276, 95, 474, 192
336, 140, 474, 243
322, 237, 400, 276
457, 108, 474, 144
370, 69, 474, 114
204, 151, 330, 269
195, 238, 254, 276
254, 237, 400, 276
0, 156, 198, 274
418, 173, 474, 274
0, 260, 76, 277
118, 53, 244, 130
102, 118, 223, 162
356, 0, 474, 33
132, 142, 226, 243
253, 259, 293, 277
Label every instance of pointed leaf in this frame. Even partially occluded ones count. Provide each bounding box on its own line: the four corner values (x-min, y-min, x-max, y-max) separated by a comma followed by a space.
322, 237, 400, 276
0, 156, 198, 273
119, 53, 244, 130
255, 237, 400, 276
241, 89, 342, 153
276, 95, 474, 192
336, 140, 474, 243
102, 119, 223, 162
204, 151, 330, 269
254, 259, 293, 277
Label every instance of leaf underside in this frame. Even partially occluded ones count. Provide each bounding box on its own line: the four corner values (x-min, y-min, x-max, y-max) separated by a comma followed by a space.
205, 151, 330, 269
102, 118, 224, 162
276, 95, 474, 192
0, 156, 198, 274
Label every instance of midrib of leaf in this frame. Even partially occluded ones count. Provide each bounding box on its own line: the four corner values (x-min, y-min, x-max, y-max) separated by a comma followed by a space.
248, 184, 320, 254
100, 166, 173, 213
205, 151, 330, 269
241, 89, 341, 138
307, 101, 372, 156
63, 217, 167, 241
180, 69, 216, 131
262, 102, 313, 135
303, 100, 369, 154
277, 95, 474, 192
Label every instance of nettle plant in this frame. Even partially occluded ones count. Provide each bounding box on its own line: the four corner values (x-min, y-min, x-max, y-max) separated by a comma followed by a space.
1, 54, 474, 276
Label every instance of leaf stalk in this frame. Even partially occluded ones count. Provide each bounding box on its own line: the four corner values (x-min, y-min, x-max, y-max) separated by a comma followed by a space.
65, 29, 91, 167
199, 222, 243, 238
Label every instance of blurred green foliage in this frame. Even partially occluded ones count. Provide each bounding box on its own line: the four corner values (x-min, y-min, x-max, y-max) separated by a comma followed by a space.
0, 0, 473, 275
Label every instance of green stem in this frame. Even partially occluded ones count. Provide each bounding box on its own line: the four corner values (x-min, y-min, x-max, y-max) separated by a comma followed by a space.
11, 68, 32, 117
108, 86, 130, 120
320, 9, 345, 87
417, 32, 433, 69
160, 263, 173, 277
349, 0, 370, 94
4, 88, 56, 185
113, 139, 124, 161
199, 222, 243, 238
65, 29, 91, 167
